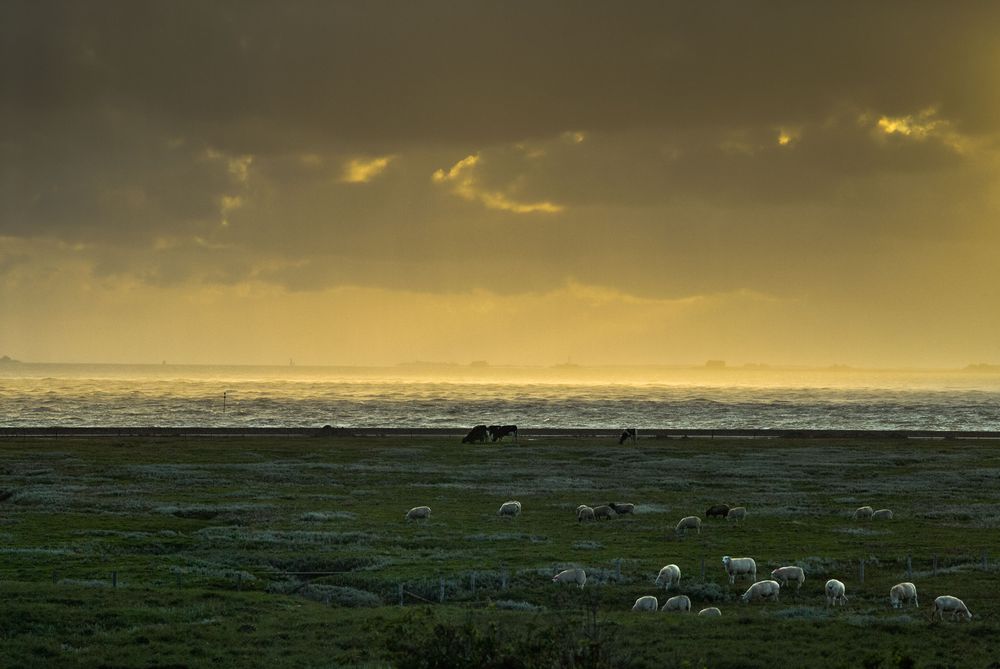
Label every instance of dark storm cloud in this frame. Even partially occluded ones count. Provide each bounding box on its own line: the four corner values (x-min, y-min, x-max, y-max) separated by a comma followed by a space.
6, 0, 1000, 148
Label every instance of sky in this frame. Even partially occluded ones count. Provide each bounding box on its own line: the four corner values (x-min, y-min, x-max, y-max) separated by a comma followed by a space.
2, 1, 1000, 368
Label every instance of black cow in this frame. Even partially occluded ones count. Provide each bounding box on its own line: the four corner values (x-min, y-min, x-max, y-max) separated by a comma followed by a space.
462, 425, 490, 444
619, 428, 637, 445
488, 425, 518, 442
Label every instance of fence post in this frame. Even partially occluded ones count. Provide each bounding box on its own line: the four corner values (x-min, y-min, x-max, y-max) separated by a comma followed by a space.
983, 551, 988, 571
859, 559, 864, 584
471, 571, 477, 597
236, 573, 242, 591
52, 570, 58, 584
615, 559, 622, 580
700, 557, 706, 581
112, 571, 118, 588
501, 568, 508, 591
398, 583, 404, 607
933, 555, 938, 576
906, 555, 912, 579
439, 578, 445, 603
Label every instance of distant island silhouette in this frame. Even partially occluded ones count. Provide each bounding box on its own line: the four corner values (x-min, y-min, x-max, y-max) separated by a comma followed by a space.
0, 355, 22, 364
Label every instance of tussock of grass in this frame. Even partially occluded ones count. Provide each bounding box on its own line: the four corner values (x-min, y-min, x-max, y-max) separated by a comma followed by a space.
299, 510, 358, 522
464, 533, 548, 543
195, 526, 374, 546
770, 606, 832, 620
572, 540, 604, 550
493, 599, 543, 611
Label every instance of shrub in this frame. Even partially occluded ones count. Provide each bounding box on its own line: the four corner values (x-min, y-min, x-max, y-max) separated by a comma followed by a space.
298, 584, 382, 608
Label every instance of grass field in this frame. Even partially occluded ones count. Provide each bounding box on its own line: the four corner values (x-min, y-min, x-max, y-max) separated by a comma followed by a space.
1, 435, 999, 668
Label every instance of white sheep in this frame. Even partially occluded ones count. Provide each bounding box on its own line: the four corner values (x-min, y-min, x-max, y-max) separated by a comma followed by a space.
593, 505, 617, 520
825, 579, 847, 606
660, 594, 691, 613
722, 556, 757, 584
872, 508, 893, 520
498, 500, 522, 517
741, 579, 781, 603
889, 582, 918, 609
576, 505, 596, 522
698, 607, 722, 617
933, 595, 972, 621
632, 595, 658, 612
608, 502, 636, 515
725, 506, 747, 523
675, 516, 701, 535
404, 506, 431, 521
654, 564, 681, 590
770, 566, 805, 590
552, 568, 587, 589
853, 506, 874, 520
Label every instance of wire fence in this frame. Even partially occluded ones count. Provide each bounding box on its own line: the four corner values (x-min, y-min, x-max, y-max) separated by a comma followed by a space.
20, 552, 994, 610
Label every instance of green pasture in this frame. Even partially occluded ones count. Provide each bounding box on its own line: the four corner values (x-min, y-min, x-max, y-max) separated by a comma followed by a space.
1, 435, 999, 668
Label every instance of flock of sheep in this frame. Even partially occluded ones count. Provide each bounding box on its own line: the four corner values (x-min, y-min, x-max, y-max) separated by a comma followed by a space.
404, 500, 974, 622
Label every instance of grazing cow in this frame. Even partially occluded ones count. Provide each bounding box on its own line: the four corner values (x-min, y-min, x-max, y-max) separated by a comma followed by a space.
461, 425, 490, 444
619, 428, 637, 445
488, 425, 518, 442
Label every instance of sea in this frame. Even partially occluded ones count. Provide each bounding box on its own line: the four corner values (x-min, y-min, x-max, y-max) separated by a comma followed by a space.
3, 363, 1000, 430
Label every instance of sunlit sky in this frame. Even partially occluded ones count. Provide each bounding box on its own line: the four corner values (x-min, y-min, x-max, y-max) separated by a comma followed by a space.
3, 1, 1000, 368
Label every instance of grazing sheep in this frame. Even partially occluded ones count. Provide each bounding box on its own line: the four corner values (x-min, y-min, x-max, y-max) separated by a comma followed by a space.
722, 556, 757, 584
404, 506, 431, 521
933, 595, 972, 621
770, 566, 805, 590
675, 516, 701, 534
498, 500, 522, 517
619, 428, 637, 445
872, 508, 893, 520
632, 595, 658, 612
889, 582, 918, 609
576, 505, 596, 522
825, 579, 847, 606
461, 425, 490, 444
654, 564, 681, 590
741, 579, 781, 603
725, 506, 747, 523
660, 595, 691, 613
593, 505, 617, 521
608, 502, 635, 515
698, 607, 722, 617
853, 506, 874, 520
705, 504, 731, 519
552, 568, 587, 589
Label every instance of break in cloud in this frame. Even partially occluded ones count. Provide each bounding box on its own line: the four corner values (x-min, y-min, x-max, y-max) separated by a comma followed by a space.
2, 1, 1000, 366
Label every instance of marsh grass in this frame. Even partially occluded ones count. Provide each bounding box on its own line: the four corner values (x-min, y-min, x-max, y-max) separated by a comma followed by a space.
1, 435, 999, 667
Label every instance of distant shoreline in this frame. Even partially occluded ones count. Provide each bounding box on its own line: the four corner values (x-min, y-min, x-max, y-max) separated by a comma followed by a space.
2, 426, 1000, 439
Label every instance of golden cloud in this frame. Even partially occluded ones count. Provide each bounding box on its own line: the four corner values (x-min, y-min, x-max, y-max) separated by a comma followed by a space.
432, 153, 564, 214
341, 156, 394, 183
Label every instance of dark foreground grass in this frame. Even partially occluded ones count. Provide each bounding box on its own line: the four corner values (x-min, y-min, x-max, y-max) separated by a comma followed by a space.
2, 435, 1000, 668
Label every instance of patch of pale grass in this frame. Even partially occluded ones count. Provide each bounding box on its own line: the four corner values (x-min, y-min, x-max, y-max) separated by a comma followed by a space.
195, 526, 375, 546
633, 503, 671, 514
300, 511, 358, 522
465, 533, 548, 543
572, 540, 604, 550
494, 599, 543, 611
